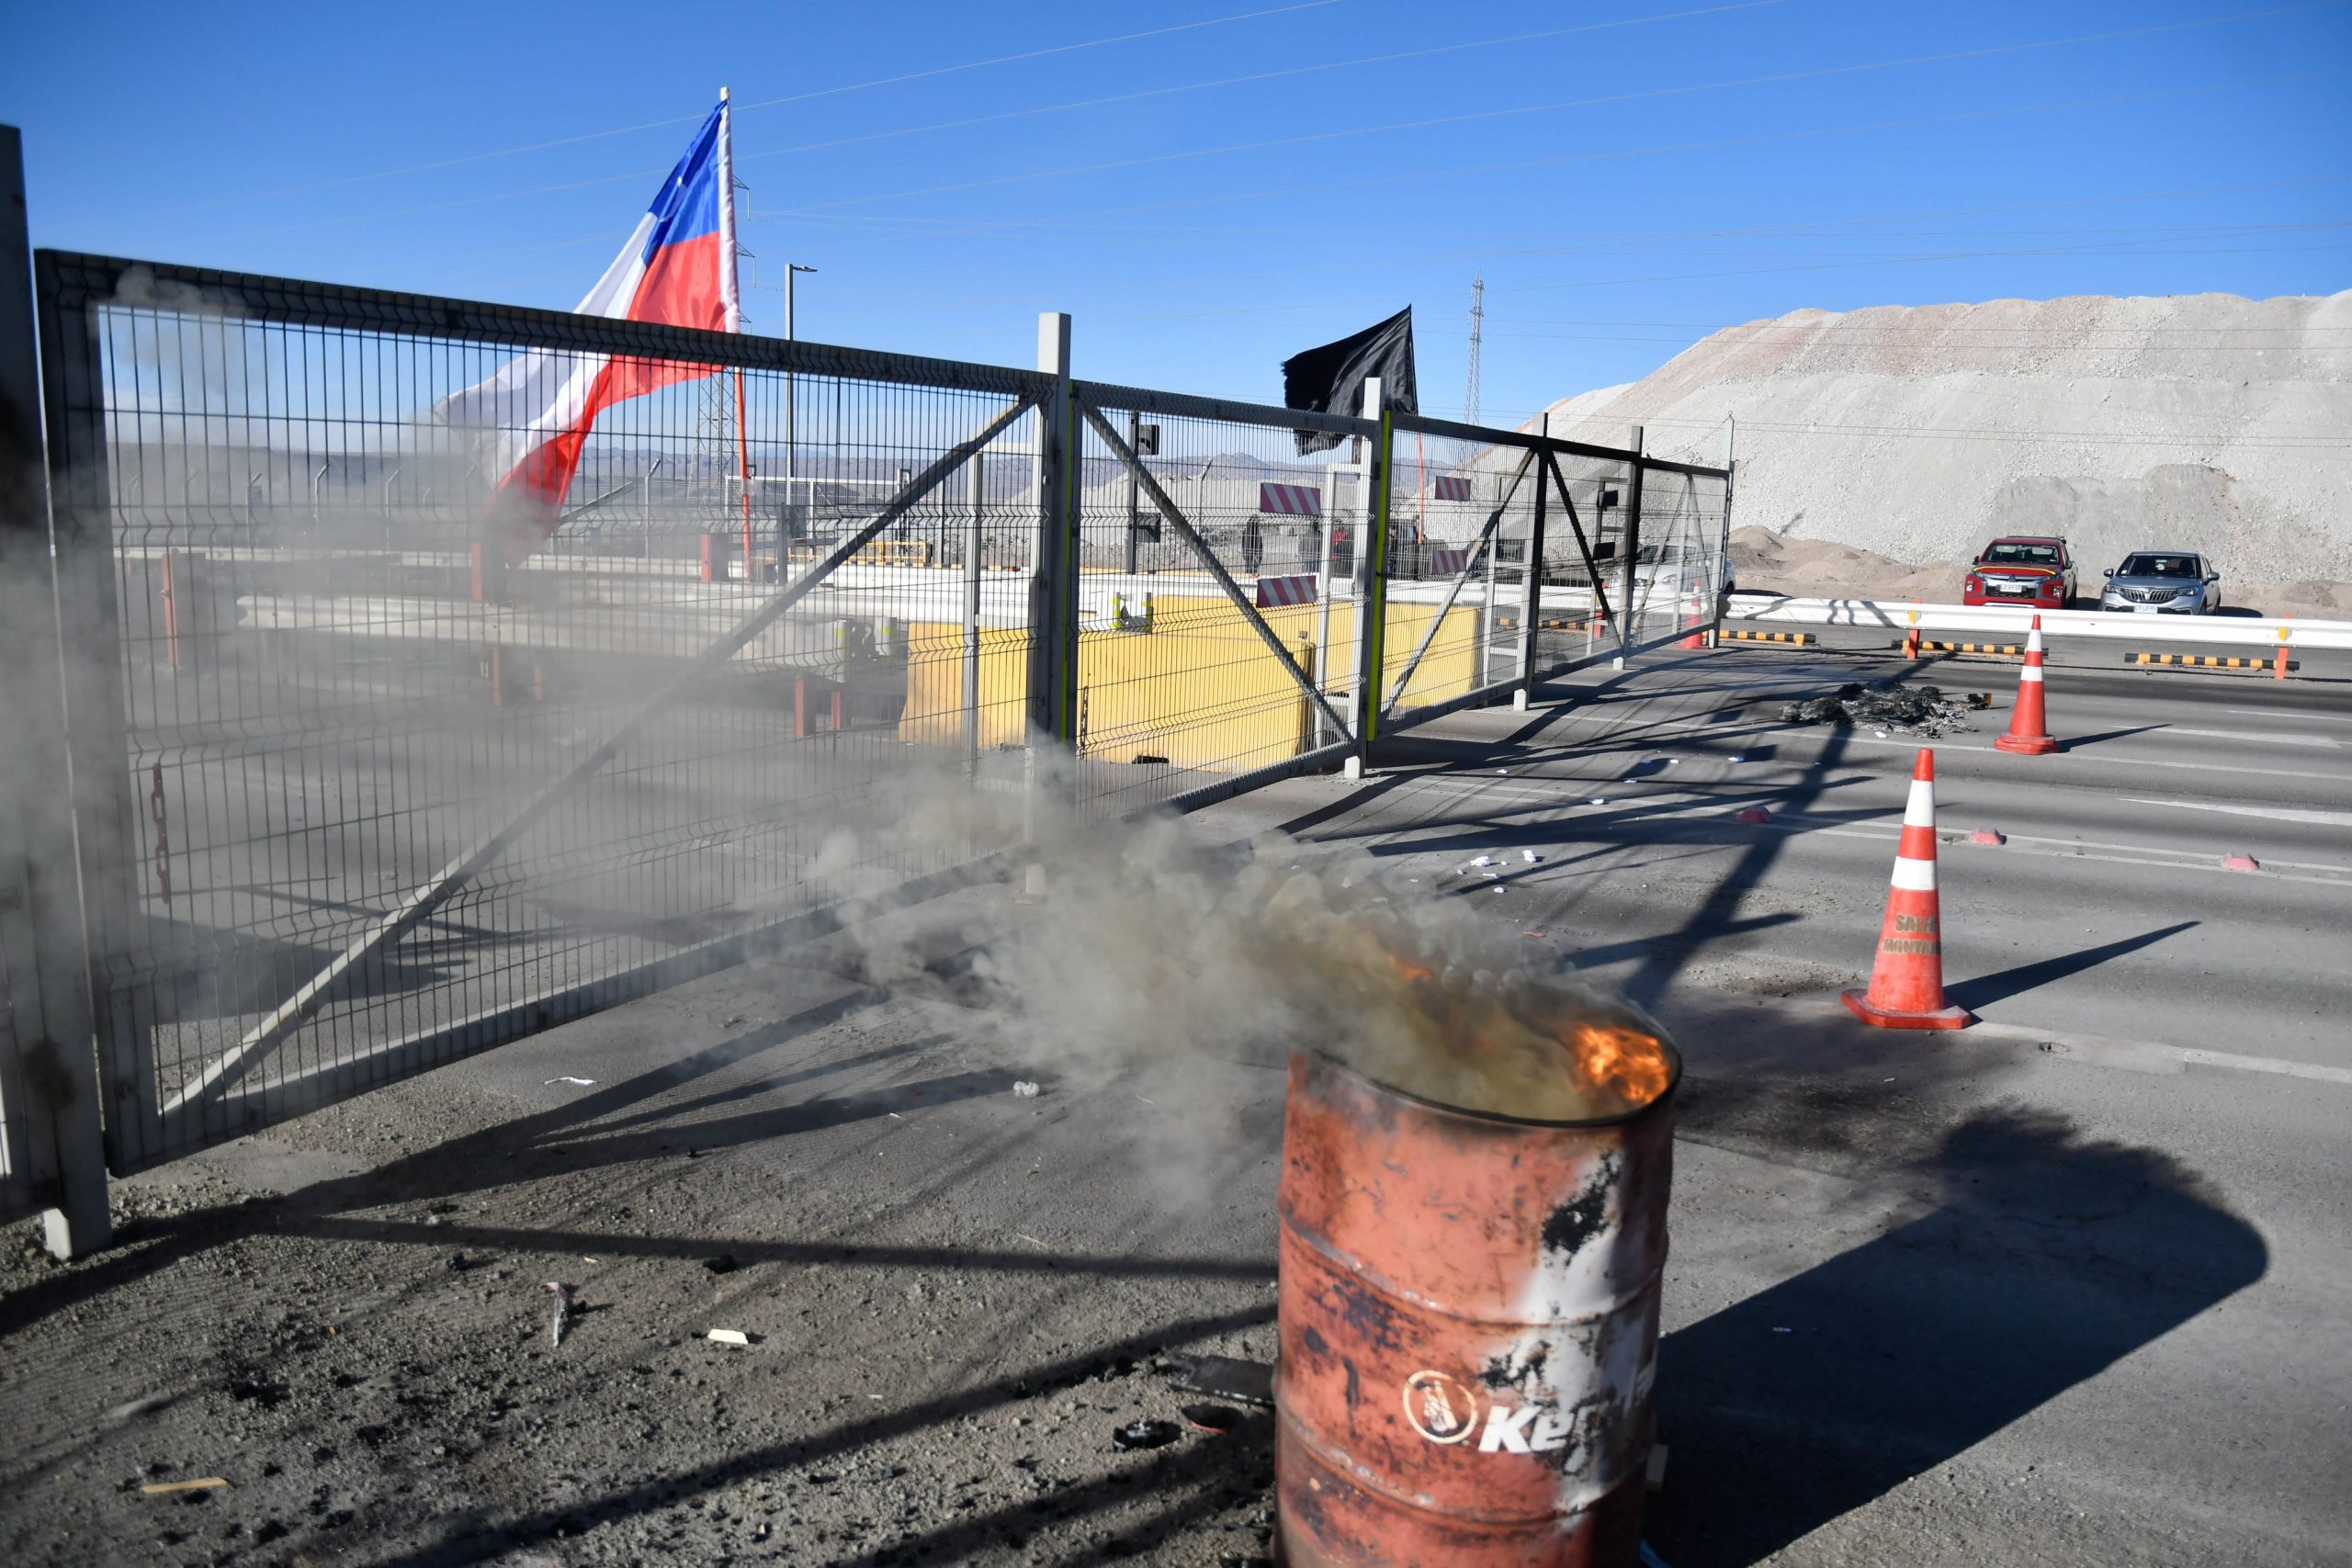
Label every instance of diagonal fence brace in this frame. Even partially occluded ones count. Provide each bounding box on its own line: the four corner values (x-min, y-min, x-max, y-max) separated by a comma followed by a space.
164, 392, 1037, 1114
1078, 400, 1353, 743
1381, 447, 1536, 720
1543, 450, 1622, 652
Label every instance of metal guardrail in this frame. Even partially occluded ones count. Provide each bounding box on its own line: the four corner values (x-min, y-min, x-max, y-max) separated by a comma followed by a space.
1727, 595, 2352, 651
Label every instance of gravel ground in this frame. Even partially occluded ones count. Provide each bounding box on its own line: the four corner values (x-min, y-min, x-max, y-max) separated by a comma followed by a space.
0, 930, 1288, 1568
7, 740, 2348, 1568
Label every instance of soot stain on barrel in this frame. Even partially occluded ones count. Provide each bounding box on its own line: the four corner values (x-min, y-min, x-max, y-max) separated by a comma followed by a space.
1541, 1152, 1622, 1259
1482, 1342, 1550, 1393
1329, 1276, 1407, 1355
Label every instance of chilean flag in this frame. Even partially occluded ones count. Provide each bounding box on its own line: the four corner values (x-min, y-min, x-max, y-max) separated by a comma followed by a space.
440, 93, 741, 545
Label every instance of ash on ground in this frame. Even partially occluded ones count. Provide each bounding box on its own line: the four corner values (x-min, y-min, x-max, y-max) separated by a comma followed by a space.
1776, 682, 1990, 737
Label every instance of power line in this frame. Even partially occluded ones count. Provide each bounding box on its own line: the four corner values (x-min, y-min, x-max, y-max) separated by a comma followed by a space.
138, 1, 1348, 219
758, 4, 2346, 217
731, 2, 1788, 174
741, 75, 2345, 246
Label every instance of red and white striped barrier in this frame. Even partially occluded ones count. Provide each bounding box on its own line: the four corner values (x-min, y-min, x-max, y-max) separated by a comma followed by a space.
1432, 475, 1474, 501
1430, 547, 1469, 576
1258, 482, 1323, 516
1256, 574, 1319, 607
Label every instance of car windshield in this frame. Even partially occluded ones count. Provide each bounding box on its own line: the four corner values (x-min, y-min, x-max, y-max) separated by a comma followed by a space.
1983, 542, 2059, 567
2120, 554, 2199, 578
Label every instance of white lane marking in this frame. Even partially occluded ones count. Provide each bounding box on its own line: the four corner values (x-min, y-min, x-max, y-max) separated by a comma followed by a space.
2177, 1049, 2352, 1085
1385, 773, 2352, 882
2226, 707, 2352, 726
2124, 797, 2352, 829
1834, 731, 2346, 782
1966, 1020, 2352, 1087
2165, 727, 2337, 750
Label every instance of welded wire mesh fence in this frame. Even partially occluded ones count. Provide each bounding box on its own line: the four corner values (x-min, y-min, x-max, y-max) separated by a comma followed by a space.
16, 254, 1727, 1188
35, 255, 1058, 1171
1065, 387, 1371, 819
0, 912, 33, 1218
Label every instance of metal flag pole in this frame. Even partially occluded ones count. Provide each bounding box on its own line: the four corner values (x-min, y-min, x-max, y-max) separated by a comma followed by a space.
717, 87, 753, 578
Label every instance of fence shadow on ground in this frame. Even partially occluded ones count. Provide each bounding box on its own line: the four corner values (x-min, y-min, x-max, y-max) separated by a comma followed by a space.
1648, 1098, 2267, 1567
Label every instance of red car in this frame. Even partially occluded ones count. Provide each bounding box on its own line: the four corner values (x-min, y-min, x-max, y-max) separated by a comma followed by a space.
1963, 536, 2076, 609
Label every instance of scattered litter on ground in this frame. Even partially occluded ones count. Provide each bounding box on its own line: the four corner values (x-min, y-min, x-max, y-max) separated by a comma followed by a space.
1491, 886, 1506, 894
1012, 1080, 1042, 1098
1777, 682, 1981, 737
1736, 807, 1772, 825
1971, 829, 2007, 846
1182, 1404, 1242, 1434
1164, 1354, 1275, 1408
702, 1255, 740, 1276
542, 1077, 595, 1087
1465, 855, 1497, 869
1111, 1419, 1182, 1452
106, 1394, 169, 1423
1729, 754, 1746, 763
706, 1329, 752, 1348
1521, 850, 1542, 863
546, 1282, 574, 1347
1014, 1234, 1049, 1249
140, 1478, 227, 1496
1589, 798, 1609, 806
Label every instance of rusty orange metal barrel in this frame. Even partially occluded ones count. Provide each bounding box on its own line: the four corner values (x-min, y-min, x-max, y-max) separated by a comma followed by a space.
1275, 1042, 1680, 1567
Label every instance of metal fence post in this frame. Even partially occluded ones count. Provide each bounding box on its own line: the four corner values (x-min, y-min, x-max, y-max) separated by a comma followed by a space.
964, 444, 985, 778
1515, 413, 1551, 709
1714, 415, 1736, 647
1023, 312, 1074, 830
1344, 377, 1390, 780
1, 128, 112, 1256
1614, 423, 1645, 669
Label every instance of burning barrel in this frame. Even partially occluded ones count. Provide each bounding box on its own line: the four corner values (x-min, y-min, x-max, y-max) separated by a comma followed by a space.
1274, 996, 1679, 1567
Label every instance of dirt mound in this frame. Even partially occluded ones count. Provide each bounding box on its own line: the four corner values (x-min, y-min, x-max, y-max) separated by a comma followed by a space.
1530, 290, 2352, 617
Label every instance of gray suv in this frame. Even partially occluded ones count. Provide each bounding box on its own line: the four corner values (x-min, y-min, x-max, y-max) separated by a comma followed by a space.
2100, 550, 2221, 615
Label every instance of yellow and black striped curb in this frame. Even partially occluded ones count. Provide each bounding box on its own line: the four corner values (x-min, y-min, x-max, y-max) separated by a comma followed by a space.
1915, 640, 2023, 656
1723, 629, 1814, 645
2129, 652, 2297, 671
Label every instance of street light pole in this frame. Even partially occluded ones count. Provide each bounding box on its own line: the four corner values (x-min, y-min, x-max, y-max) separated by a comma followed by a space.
783, 263, 818, 514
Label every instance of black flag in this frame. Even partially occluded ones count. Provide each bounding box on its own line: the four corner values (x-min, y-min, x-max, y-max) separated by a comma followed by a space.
1281, 307, 1418, 455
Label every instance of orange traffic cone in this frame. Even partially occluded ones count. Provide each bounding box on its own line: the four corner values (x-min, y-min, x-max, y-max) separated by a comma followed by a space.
1842, 748, 1972, 1031
1679, 588, 1707, 650
1993, 614, 2058, 755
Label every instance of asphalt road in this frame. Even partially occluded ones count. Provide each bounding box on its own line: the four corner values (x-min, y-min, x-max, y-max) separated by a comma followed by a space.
1216, 639, 2352, 1564
4, 638, 2346, 1567
1239, 638, 2352, 1066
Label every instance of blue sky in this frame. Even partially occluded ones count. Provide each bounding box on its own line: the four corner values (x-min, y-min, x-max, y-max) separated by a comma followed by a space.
5, 0, 2346, 427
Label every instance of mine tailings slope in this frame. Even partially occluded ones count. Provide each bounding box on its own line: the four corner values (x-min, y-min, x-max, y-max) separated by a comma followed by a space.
1526, 291, 2352, 612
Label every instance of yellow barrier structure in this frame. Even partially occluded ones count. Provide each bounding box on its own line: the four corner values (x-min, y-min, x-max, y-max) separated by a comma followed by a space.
787, 538, 934, 569
898, 593, 1478, 770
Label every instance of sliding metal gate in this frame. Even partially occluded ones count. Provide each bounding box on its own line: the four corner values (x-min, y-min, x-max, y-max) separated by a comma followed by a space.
7, 247, 1729, 1234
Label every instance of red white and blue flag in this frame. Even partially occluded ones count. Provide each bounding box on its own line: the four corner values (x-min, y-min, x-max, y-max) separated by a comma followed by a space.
441, 94, 741, 539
